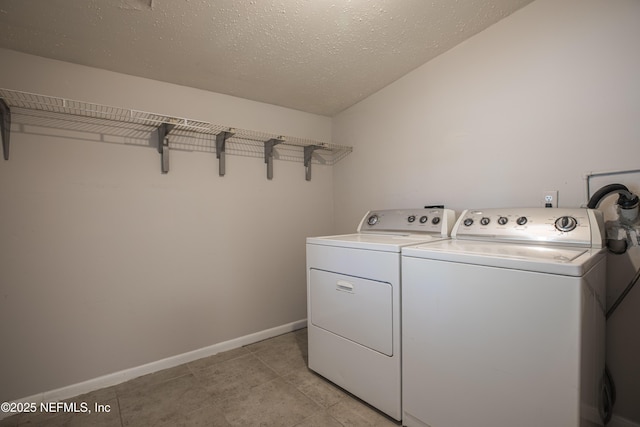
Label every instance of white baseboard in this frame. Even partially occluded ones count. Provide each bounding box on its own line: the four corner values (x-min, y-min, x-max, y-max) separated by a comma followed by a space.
1, 319, 307, 420
609, 414, 640, 427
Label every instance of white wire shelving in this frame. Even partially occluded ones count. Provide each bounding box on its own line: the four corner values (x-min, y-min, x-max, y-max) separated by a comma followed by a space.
0, 88, 352, 180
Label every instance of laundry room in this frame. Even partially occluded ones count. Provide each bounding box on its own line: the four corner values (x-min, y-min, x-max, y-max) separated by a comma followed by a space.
0, 0, 639, 426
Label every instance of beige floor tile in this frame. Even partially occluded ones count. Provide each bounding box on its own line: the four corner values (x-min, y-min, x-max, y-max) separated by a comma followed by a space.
56, 398, 121, 427
174, 404, 232, 427
294, 328, 308, 341
0, 414, 18, 427
217, 377, 321, 427
292, 411, 344, 427
245, 331, 308, 375
118, 374, 212, 427
115, 364, 191, 396
193, 353, 278, 404
187, 347, 251, 372
138, 404, 231, 427
283, 367, 348, 408
245, 330, 307, 355
64, 386, 118, 410
13, 404, 79, 427
327, 397, 400, 427
9, 328, 402, 427
16, 412, 72, 427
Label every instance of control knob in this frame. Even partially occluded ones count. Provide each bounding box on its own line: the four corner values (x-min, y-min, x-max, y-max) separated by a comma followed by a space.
497, 217, 508, 225
419, 216, 428, 224
432, 217, 441, 225
408, 215, 416, 223
480, 217, 490, 226
367, 214, 379, 226
555, 216, 577, 232
516, 216, 528, 226
463, 218, 474, 227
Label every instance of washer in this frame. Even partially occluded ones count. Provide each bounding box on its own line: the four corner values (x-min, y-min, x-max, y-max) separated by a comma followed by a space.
307, 208, 456, 421
401, 208, 607, 427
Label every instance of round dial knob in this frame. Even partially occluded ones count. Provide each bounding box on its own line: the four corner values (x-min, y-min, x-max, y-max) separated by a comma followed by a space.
463, 218, 474, 227
432, 217, 441, 225
367, 214, 379, 226
497, 216, 508, 225
516, 216, 528, 226
408, 215, 416, 223
555, 216, 577, 232
480, 217, 490, 226
419, 215, 428, 224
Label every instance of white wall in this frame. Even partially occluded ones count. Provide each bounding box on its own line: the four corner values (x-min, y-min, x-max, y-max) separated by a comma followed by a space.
0, 49, 333, 402
332, 0, 640, 423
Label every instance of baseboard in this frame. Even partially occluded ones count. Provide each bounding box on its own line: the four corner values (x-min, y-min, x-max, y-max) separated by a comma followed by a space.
1, 319, 307, 420
609, 414, 640, 427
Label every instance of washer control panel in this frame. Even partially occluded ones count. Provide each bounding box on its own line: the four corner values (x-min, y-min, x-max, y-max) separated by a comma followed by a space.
358, 208, 456, 237
453, 208, 604, 248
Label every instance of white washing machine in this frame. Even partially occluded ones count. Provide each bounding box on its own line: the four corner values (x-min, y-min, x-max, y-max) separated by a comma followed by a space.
401, 208, 607, 427
307, 208, 456, 421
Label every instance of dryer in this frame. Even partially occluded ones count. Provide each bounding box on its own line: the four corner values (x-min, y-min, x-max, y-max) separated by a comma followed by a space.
307, 208, 455, 421
401, 208, 607, 427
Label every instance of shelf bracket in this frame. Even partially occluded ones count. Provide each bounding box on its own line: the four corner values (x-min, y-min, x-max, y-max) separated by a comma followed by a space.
264, 137, 284, 180
157, 123, 175, 174
216, 130, 234, 176
303, 145, 321, 181
0, 98, 10, 161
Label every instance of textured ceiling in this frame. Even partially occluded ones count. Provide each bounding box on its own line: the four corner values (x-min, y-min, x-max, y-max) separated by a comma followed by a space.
0, 0, 534, 116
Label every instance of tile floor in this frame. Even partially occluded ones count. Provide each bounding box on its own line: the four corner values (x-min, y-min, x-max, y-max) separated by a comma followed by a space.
1, 328, 400, 427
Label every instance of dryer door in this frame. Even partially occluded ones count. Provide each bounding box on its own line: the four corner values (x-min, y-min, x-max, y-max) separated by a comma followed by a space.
309, 269, 393, 356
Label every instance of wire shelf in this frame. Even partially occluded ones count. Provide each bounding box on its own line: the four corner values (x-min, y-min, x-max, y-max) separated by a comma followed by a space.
0, 88, 352, 167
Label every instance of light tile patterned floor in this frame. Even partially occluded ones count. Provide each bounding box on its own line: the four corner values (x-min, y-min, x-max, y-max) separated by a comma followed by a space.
1, 328, 400, 427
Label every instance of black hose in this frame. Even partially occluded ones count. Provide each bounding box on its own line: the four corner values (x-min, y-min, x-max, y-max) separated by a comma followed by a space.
587, 183, 637, 424
605, 365, 617, 408
601, 250, 640, 424
607, 265, 640, 320
587, 183, 631, 209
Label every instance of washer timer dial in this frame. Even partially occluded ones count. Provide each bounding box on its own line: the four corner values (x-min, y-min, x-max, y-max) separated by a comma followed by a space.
555, 216, 577, 232
367, 214, 379, 226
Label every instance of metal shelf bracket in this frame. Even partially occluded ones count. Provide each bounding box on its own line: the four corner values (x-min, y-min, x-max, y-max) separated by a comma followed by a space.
304, 145, 321, 181
216, 130, 235, 176
264, 137, 284, 180
1, 98, 10, 160
157, 123, 175, 174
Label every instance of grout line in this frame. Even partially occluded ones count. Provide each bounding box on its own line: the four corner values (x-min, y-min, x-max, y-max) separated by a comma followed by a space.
116, 395, 125, 427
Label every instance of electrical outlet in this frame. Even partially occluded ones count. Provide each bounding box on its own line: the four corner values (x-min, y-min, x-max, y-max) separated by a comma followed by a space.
542, 190, 558, 208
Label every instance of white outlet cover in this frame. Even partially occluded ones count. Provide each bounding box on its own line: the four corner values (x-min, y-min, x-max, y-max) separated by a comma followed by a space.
542, 190, 558, 208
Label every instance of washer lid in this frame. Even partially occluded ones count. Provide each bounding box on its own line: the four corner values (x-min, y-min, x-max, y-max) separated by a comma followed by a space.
402, 240, 605, 276
307, 233, 448, 252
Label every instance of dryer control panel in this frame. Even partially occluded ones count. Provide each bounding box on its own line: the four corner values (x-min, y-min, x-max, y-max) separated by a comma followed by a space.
358, 208, 456, 237
453, 208, 604, 248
